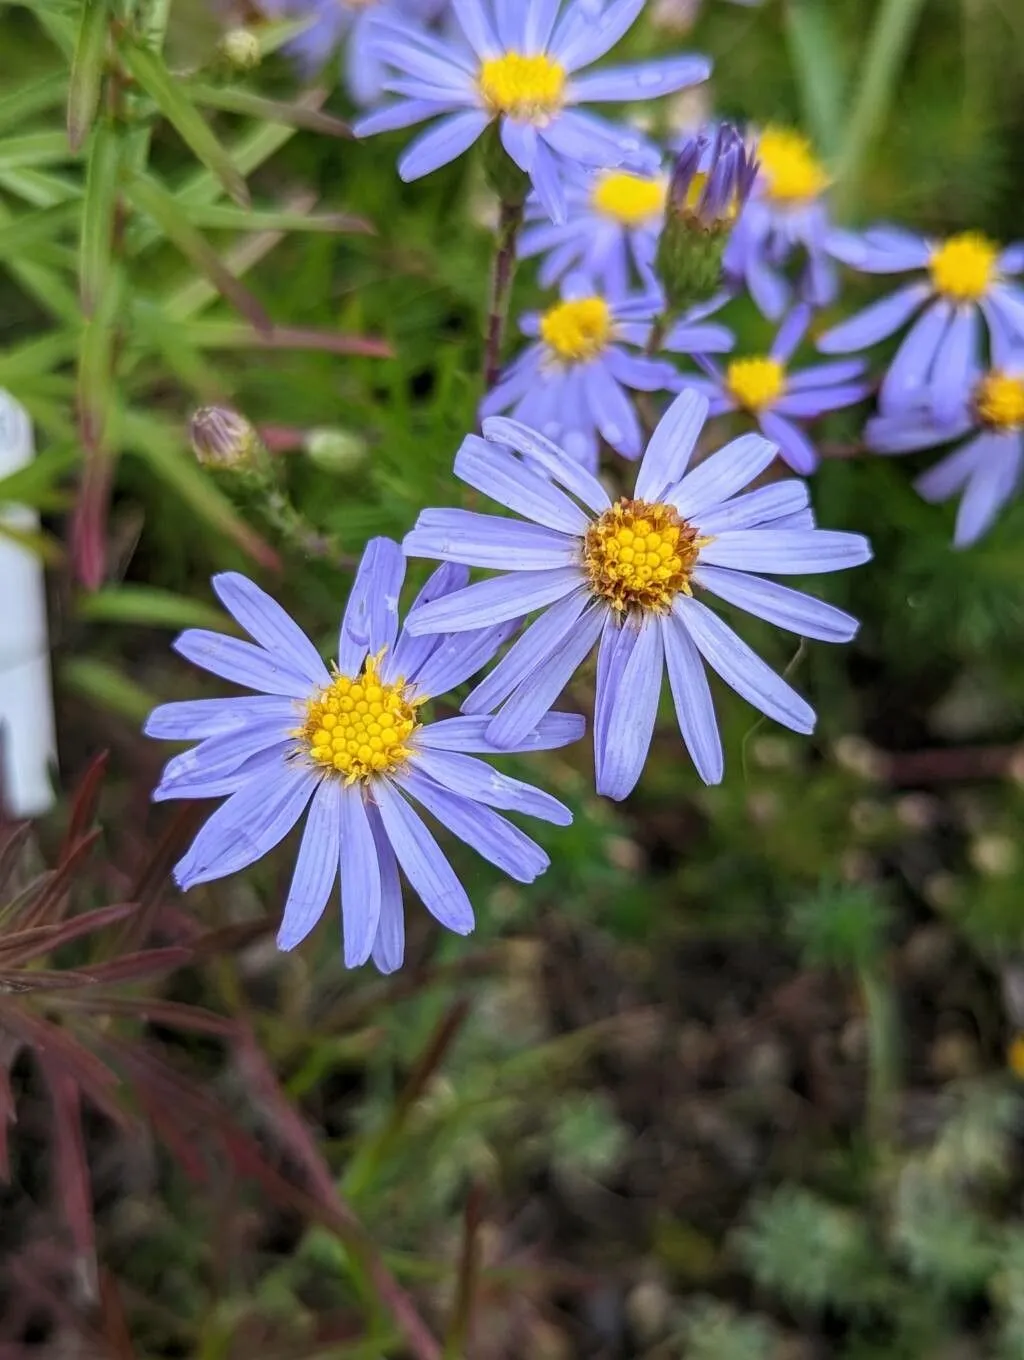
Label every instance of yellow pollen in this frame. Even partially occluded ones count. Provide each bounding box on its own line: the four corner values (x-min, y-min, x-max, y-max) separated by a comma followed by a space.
591, 170, 667, 227
975, 370, 1024, 430
478, 52, 566, 123
726, 355, 787, 412
757, 127, 830, 204
299, 654, 420, 782
583, 498, 708, 614
540, 296, 613, 363
929, 232, 998, 303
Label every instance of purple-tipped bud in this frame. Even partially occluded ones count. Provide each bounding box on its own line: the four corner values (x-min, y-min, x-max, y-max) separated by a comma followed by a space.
657, 123, 758, 313
190, 406, 264, 471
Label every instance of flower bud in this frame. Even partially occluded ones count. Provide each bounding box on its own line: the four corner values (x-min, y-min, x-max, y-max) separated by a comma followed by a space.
656, 123, 757, 314
304, 427, 368, 474
190, 406, 264, 471
219, 28, 261, 71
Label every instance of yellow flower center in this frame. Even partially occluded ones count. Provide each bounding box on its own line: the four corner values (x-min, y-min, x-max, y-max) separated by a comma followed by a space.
975, 370, 1024, 430
591, 170, 667, 227
540, 296, 613, 363
725, 355, 787, 411
583, 498, 708, 614
478, 52, 566, 123
929, 232, 999, 303
300, 654, 420, 782
757, 127, 829, 205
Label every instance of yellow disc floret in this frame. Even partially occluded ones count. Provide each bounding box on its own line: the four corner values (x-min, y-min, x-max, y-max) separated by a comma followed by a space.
757, 127, 830, 205
975, 370, 1024, 430
478, 52, 566, 123
540, 296, 613, 363
300, 654, 420, 782
929, 232, 999, 303
591, 170, 667, 227
726, 355, 787, 412
583, 498, 708, 614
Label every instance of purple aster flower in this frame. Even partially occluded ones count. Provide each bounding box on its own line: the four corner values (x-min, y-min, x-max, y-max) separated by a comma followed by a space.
820, 227, 1024, 422
724, 125, 837, 319
352, 0, 710, 224
402, 392, 871, 799
518, 163, 667, 293
481, 273, 733, 470
145, 540, 583, 973
866, 346, 1024, 548
260, 0, 445, 105
681, 305, 871, 474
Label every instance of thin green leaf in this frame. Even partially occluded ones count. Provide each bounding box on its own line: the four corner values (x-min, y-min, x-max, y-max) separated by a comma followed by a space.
0, 131, 74, 171
0, 70, 68, 137
834, 0, 930, 214
78, 585, 234, 630
124, 172, 270, 330
0, 441, 77, 507
254, 17, 318, 56
120, 41, 249, 206
128, 300, 227, 399
174, 319, 392, 359
79, 119, 121, 313
0, 201, 79, 260
61, 656, 156, 724
67, 0, 111, 152
0, 521, 62, 564
0, 198, 79, 321
77, 267, 122, 454
188, 83, 350, 138
185, 203, 372, 235
118, 408, 280, 570
0, 332, 77, 384
783, 0, 846, 161
0, 165, 81, 207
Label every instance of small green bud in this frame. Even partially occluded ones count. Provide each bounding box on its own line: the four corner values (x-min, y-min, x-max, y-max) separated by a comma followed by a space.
304, 427, 368, 474
190, 406, 265, 471
219, 28, 262, 72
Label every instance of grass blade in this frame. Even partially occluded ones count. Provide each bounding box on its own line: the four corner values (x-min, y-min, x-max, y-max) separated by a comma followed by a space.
79, 119, 121, 314
783, 0, 846, 161
67, 0, 111, 152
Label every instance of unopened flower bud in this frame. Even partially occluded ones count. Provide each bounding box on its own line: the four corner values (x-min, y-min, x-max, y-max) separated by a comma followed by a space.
190, 406, 264, 471
656, 123, 757, 314
219, 28, 261, 71
304, 427, 367, 474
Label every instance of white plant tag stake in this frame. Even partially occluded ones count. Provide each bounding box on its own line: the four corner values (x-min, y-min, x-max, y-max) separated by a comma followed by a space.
0, 390, 57, 817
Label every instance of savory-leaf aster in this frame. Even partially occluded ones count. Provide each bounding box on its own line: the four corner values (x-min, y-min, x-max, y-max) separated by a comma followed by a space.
723, 126, 837, 319
866, 350, 1024, 548
481, 274, 733, 470
821, 226, 1024, 421
145, 539, 583, 973
402, 393, 872, 799
683, 305, 871, 473
519, 164, 668, 293
258, 0, 445, 105
353, 0, 710, 223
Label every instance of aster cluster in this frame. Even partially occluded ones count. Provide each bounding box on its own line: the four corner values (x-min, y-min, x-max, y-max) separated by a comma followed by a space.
158, 0, 1024, 970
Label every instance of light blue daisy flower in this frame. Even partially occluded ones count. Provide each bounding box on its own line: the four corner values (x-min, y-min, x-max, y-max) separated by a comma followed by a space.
402, 393, 871, 800
145, 540, 583, 973
518, 162, 667, 293
820, 227, 1024, 422
866, 343, 1024, 548
353, 0, 710, 223
481, 273, 733, 469
682, 305, 871, 473
260, 0, 446, 106
723, 125, 836, 319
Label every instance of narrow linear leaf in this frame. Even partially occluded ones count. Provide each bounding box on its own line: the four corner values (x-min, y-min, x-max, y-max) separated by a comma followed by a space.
78, 585, 234, 631
68, 0, 111, 153
186, 203, 373, 235
178, 320, 392, 358
77, 266, 122, 454
0, 71, 68, 137
254, 17, 319, 56
0, 165, 81, 207
188, 83, 350, 138
783, 0, 846, 160
0, 131, 75, 171
61, 656, 157, 724
120, 42, 249, 206
80, 120, 121, 314
125, 172, 271, 331
0, 201, 79, 260
0, 440, 78, 506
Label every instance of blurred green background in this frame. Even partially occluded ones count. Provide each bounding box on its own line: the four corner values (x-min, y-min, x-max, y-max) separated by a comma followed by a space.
2, 0, 1024, 1355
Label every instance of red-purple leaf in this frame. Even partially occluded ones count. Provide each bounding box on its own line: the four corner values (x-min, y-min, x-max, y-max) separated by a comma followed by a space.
62, 750, 109, 858
42, 1063, 97, 1296
0, 900, 136, 966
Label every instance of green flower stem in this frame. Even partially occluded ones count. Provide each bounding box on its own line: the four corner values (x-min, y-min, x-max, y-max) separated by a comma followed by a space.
483, 196, 524, 391
860, 961, 901, 1159
834, 0, 929, 216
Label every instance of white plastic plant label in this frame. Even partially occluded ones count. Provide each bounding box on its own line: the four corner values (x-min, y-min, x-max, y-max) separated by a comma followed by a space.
0, 390, 57, 817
